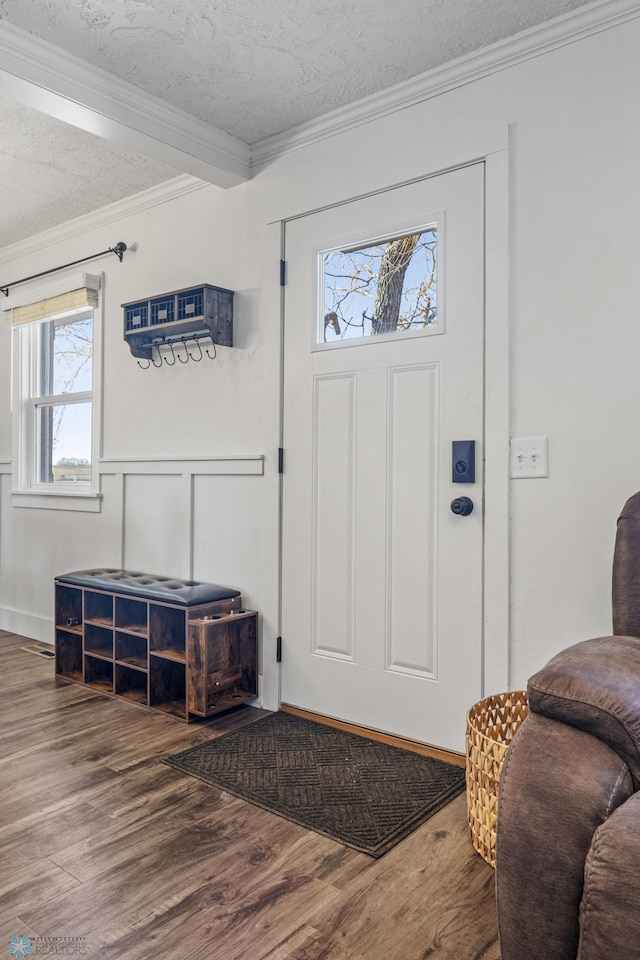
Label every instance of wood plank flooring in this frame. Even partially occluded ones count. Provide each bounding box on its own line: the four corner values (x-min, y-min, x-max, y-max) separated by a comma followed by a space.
0, 632, 500, 959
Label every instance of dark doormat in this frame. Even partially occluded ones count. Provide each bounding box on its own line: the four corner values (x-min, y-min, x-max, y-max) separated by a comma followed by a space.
163, 711, 466, 857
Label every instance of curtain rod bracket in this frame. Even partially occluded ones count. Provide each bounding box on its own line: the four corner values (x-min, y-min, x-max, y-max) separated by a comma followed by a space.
0, 242, 128, 297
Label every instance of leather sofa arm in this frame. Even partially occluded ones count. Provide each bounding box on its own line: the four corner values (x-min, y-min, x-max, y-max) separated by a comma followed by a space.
496, 713, 633, 960
527, 635, 640, 786
578, 791, 640, 960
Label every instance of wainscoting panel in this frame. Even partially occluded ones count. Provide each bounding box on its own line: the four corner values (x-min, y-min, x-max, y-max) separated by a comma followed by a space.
0, 472, 123, 641
0, 456, 265, 649
192, 474, 263, 611
123, 473, 190, 576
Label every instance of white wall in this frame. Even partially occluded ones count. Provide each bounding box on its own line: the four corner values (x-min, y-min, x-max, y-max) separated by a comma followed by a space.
0, 181, 283, 705
1, 14, 640, 706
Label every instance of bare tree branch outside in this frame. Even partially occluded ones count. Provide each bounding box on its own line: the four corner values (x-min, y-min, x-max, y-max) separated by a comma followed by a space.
322, 227, 437, 343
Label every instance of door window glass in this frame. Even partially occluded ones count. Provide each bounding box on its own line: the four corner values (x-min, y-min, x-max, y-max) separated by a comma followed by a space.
320, 226, 437, 344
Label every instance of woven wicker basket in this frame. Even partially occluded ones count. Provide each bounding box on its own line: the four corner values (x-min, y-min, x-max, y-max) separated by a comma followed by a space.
465, 690, 529, 868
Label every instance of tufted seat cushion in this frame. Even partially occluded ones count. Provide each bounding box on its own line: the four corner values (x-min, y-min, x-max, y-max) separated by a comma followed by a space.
55, 568, 240, 606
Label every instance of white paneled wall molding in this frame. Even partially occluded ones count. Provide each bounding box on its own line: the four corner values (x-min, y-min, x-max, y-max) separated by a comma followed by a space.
100, 455, 265, 577
0, 456, 266, 668
99, 455, 264, 475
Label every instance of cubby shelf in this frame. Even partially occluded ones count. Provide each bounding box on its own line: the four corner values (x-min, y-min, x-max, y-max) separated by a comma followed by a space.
150, 649, 186, 663
117, 625, 147, 637
55, 579, 258, 723
115, 658, 147, 671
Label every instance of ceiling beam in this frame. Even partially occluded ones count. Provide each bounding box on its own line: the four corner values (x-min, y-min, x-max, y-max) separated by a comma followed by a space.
0, 20, 251, 188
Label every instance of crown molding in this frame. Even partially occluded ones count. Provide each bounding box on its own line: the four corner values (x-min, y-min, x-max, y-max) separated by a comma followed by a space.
251, 0, 640, 166
0, 19, 251, 187
0, 175, 207, 266
0, 0, 636, 201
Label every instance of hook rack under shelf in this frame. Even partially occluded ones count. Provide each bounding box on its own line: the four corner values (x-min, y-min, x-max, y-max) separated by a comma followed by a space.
136, 335, 217, 369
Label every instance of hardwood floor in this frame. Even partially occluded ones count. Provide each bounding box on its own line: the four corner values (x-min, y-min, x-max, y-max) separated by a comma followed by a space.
0, 632, 500, 959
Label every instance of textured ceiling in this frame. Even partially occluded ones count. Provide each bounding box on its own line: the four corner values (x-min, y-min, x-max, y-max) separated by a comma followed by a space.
0, 0, 597, 143
0, 95, 179, 249
0, 0, 600, 249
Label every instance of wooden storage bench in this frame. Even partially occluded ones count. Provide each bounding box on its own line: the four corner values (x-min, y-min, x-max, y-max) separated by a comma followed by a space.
54, 568, 258, 722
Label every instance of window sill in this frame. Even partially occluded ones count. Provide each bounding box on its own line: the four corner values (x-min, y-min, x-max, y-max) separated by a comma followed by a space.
11, 489, 103, 513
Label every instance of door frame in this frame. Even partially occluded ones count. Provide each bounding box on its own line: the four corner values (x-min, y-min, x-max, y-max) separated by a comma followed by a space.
275, 151, 510, 712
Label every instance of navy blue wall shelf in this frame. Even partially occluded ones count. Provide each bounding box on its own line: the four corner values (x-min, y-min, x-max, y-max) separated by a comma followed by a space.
122, 284, 234, 360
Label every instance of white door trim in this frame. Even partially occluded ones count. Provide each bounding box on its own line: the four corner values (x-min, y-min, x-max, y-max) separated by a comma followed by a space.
483, 147, 510, 697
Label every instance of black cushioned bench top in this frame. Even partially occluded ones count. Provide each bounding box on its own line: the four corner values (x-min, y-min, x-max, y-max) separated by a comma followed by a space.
55, 569, 240, 606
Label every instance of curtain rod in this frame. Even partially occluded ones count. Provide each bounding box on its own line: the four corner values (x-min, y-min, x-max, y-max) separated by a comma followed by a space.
0, 242, 127, 297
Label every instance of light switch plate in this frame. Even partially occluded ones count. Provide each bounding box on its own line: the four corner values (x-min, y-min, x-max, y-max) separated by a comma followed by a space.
510, 436, 549, 478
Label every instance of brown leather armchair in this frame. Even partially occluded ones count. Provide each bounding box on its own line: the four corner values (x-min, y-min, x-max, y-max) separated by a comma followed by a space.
496, 492, 640, 960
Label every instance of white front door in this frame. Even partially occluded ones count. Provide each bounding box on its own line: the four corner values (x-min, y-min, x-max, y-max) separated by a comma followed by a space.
281, 164, 485, 752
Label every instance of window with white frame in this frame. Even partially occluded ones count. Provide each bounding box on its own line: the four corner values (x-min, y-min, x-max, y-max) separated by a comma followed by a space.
31, 310, 93, 484
6, 275, 101, 505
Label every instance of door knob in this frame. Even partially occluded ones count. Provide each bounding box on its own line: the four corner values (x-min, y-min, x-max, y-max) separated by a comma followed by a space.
451, 496, 474, 516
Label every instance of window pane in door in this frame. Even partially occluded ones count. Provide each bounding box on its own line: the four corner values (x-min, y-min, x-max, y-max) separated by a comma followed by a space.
321, 227, 437, 343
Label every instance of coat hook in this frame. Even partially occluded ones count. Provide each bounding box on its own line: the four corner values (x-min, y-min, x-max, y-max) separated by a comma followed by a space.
137, 357, 151, 369
151, 344, 163, 368
189, 337, 203, 361
205, 339, 217, 360
177, 338, 189, 363
163, 341, 177, 365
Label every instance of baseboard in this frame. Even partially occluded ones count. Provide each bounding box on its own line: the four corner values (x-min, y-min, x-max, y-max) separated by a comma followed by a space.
280, 704, 466, 768
0, 607, 53, 645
